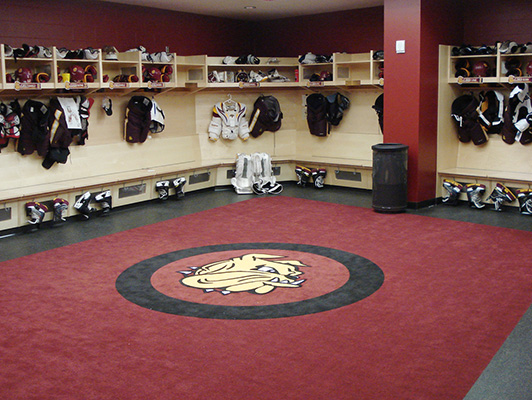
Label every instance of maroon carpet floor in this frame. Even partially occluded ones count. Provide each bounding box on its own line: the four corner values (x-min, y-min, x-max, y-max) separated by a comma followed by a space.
2, 196, 532, 399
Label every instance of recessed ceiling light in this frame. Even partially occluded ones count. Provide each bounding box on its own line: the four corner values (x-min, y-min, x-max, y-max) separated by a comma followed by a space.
244, 6, 256, 9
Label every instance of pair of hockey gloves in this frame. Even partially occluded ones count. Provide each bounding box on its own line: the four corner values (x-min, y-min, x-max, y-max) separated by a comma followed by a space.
442, 179, 517, 211
295, 165, 327, 189
74, 190, 112, 219
25, 201, 48, 226
155, 177, 186, 200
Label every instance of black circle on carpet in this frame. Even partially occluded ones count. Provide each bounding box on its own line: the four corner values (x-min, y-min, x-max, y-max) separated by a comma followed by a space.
116, 243, 384, 320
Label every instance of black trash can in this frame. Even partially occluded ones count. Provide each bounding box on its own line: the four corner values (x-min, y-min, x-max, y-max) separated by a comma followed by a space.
371, 143, 408, 213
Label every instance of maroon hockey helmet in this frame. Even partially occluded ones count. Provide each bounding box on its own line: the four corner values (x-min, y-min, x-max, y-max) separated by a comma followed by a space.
472, 61, 489, 77
15, 67, 32, 82
145, 66, 162, 82
69, 65, 85, 82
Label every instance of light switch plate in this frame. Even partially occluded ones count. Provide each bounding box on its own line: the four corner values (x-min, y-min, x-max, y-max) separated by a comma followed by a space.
396, 40, 405, 54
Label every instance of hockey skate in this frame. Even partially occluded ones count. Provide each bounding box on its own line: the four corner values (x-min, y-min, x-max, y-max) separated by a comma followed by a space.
516, 189, 532, 215
25, 202, 48, 226
74, 192, 95, 219
442, 179, 463, 205
465, 183, 486, 209
172, 177, 186, 199
95, 190, 112, 215
53, 198, 69, 222
295, 165, 312, 187
155, 180, 171, 200
312, 168, 327, 189
486, 183, 516, 211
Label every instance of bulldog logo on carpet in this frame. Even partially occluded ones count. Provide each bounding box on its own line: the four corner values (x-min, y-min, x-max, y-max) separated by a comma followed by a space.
179, 254, 308, 295
116, 243, 384, 320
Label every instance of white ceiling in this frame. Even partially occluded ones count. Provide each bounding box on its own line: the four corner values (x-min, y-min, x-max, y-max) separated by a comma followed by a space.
98, 0, 384, 20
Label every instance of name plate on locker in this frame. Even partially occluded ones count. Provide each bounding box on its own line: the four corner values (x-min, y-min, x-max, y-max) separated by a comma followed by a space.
457, 76, 483, 84
14, 82, 41, 91
109, 81, 129, 89
508, 75, 532, 84
239, 81, 260, 88
65, 82, 88, 90
147, 81, 164, 89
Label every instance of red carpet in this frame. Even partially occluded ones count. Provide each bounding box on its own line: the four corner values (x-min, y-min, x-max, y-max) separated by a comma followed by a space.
1, 196, 532, 399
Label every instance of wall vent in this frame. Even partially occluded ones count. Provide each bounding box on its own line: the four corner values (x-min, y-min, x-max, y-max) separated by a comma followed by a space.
335, 170, 362, 182
119, 184, 146, 198
189, 172, 211, 185
0, 207, 12, 222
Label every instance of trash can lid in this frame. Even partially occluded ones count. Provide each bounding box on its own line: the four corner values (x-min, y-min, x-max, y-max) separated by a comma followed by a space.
372, 143, 409, 152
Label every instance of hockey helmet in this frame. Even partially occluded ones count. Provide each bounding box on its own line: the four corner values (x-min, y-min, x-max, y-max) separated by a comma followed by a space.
472, 61, 489, 77
69, 65, 85, 82
15, 67, 32, 82
144, 66, 162, 82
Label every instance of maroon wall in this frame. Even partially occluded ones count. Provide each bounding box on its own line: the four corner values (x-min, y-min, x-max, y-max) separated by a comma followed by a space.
253, 7, 384, 57
0, 0, 253, 55
463, 0, 532, 45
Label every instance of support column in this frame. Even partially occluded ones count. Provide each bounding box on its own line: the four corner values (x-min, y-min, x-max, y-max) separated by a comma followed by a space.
383, 0, 462, 205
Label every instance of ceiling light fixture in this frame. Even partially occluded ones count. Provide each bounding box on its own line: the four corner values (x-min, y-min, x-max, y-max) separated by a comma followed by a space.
244, 6, 256, 9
